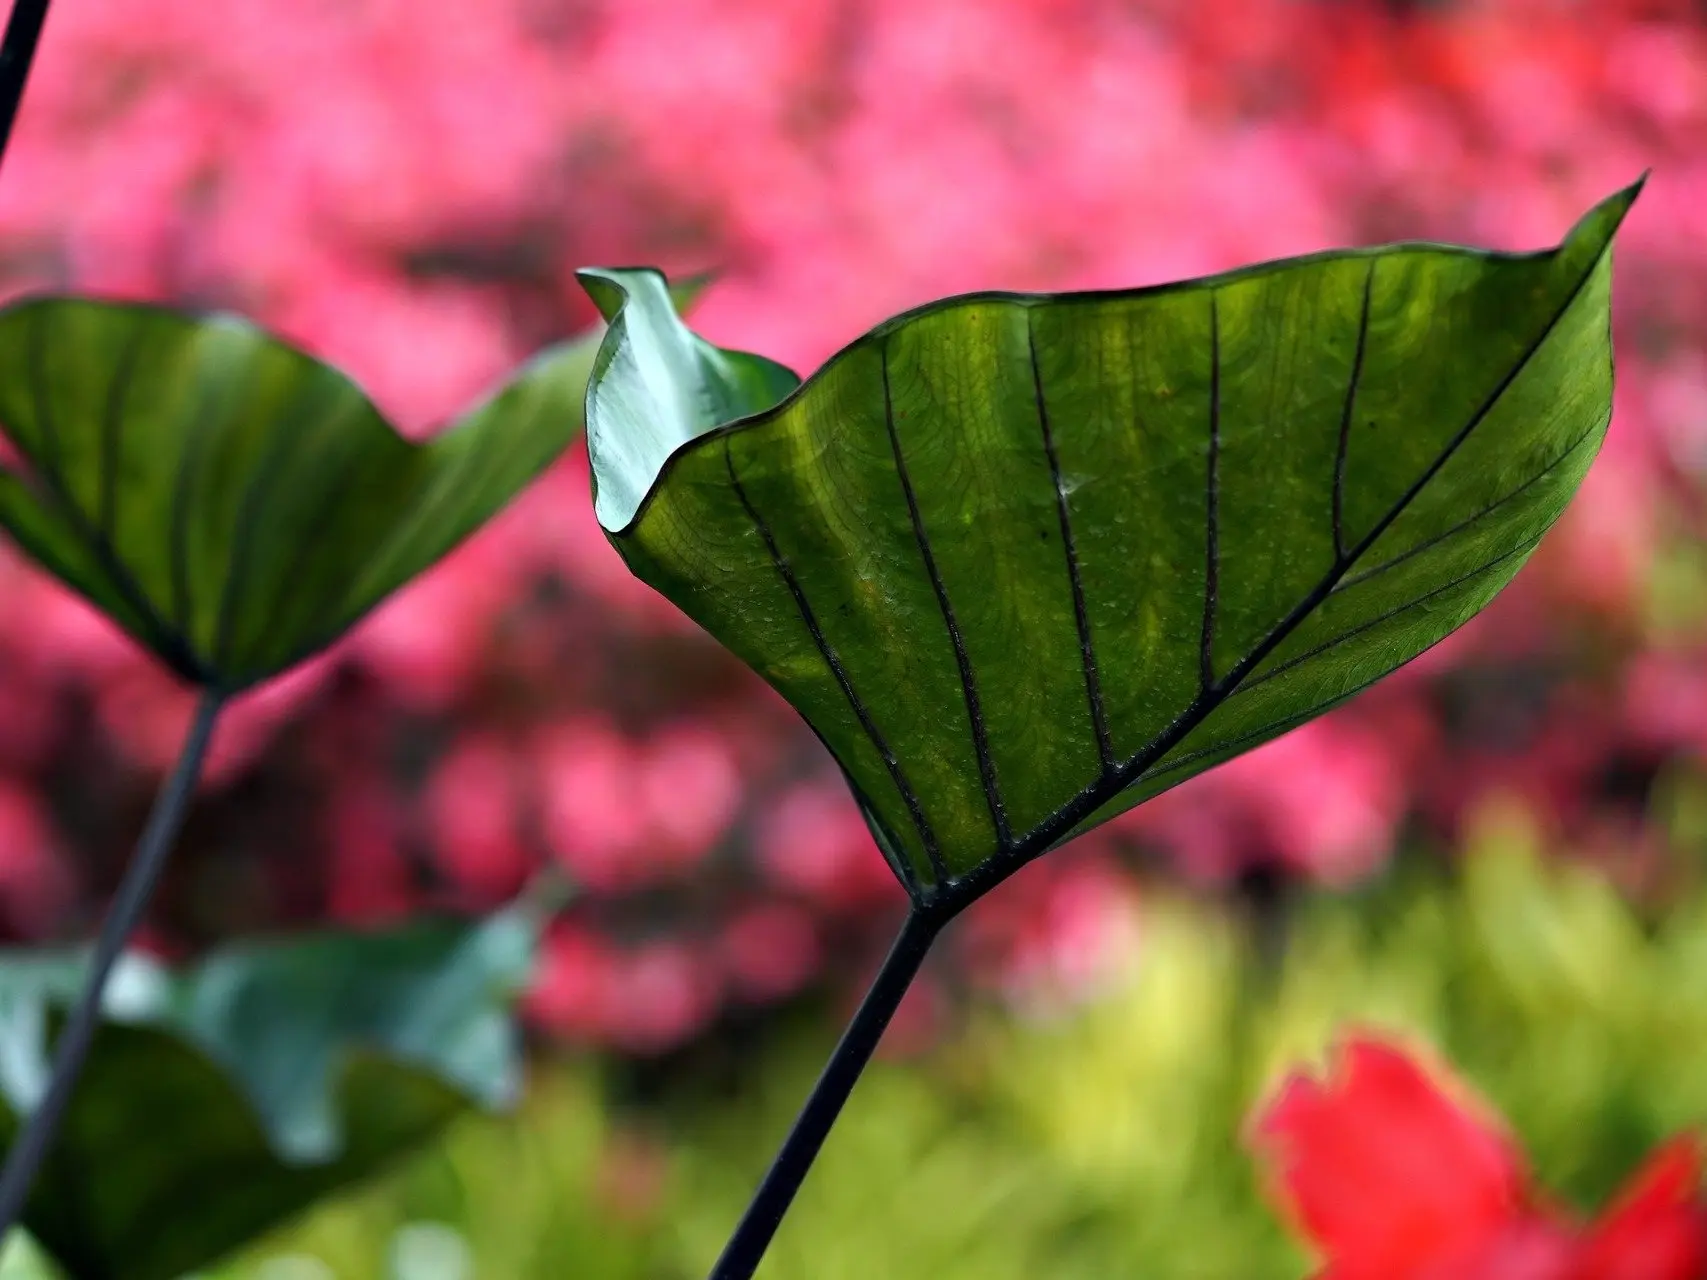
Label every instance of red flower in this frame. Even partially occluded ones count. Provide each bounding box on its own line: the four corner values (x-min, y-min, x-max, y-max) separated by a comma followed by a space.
1250, 1035, 1707, 1280
1572, 1139, 1707, 1280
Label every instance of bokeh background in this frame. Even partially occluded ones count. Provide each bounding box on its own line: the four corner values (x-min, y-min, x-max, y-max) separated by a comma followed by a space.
1, 0, 1706, 1275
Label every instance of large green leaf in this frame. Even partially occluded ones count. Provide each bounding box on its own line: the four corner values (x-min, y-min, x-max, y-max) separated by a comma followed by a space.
0, 907, 537, 1280
579, 183, 1639, 910
0, 301, 592, 692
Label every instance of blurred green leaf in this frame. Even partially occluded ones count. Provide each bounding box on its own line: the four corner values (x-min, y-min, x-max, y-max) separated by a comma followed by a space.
226, 837, 1707, 1280
0, 908, 538, 1280
0, 301, 593, 691
577, 183, 1639, 903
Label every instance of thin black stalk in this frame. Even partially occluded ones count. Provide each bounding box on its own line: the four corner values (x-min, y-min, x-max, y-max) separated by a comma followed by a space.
0, 689, 223, 1242
0, 0, 53, 171
708, 906, 943, 1280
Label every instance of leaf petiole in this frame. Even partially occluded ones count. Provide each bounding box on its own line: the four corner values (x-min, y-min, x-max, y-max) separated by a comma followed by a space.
0, 0, 53, 172
708, 905, 944, 1280
0, 689, 224, 1244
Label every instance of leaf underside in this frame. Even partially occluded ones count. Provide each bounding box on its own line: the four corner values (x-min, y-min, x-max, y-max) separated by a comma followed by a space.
580, 183, 1637, 907
0, 910, 534, 1280
0, 301, 593, 692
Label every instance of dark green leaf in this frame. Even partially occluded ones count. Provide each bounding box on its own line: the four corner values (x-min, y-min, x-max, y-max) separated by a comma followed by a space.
0, 302, 592, 691
0, 908, 537, 1280
579, 183, 1639, 908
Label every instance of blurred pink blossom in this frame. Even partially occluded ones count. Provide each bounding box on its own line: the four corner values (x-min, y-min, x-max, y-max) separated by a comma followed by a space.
0, 0, 1700, 1047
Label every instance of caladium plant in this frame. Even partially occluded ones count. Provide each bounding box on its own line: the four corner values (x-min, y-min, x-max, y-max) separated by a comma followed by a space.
578, 182, 1641, 1277
0, 302, 592, 1244
0, 0, 595, 1242
0, 0, 1658, 1272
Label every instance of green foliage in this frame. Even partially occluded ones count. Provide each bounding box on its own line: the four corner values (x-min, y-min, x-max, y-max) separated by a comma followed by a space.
0, 908, 537, 1280
578, 184, 1638, 905
200, 818, 1707, 1280
0, 300, 594, 692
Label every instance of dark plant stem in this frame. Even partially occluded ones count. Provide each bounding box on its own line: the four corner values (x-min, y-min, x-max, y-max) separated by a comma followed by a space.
0, 0, 53, 169
708, 905, 944, 1280
0, 689, 223, 1242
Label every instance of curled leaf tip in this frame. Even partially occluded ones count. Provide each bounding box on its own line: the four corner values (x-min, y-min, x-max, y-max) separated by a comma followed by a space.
577, 266, 800, 532
575, 266, 650, 323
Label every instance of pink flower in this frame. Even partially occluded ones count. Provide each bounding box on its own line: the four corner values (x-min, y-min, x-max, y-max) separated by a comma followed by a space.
600, 939, 722, 1054
537, 720, 648, 892
960, 852, 1139, 1003
635, 722, 742, 868
719, 901, 821, 1003
425, 734, 530, 902
754, 781, 903, 909
5, 0, 1707, 1052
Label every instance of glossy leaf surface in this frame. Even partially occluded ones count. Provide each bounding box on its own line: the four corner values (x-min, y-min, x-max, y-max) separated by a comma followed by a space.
0, 300, 592, 691
580, 184, 1638, 907
0, 908, 536, 1280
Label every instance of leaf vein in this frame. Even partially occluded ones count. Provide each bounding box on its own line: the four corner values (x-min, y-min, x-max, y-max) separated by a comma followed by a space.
1239, 533, 1539, 695
241, 456, 369, 682
725, 438, 947, 887
1199, 291, 1221, 690
880, 340, 1012, 850
1331, 415, 1602, 595
1134, 667, 1400, 788
1332, 263, 1375, 558
1028, 313, 1114, 771
211, 377, 345, 678
21, 309, 194, 676
97, 323, 147, 557
166, 368, 232, 649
